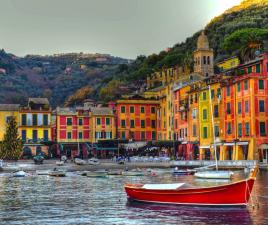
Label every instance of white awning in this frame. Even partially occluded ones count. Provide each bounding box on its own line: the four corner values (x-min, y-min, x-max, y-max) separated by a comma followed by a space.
237, 142, 249, 146
259, 144, 268, 149
182, 141, 188, 144
199, 145, 210, 149
224, 142, 235, 146
123, 142, 147, 149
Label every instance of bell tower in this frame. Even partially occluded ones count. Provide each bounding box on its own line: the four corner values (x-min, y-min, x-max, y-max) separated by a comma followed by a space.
193, 31, 214, 77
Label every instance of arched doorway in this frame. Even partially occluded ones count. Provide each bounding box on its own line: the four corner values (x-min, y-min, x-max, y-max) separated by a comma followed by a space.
36, 146, 42, 156
23, 147, 32, 159
259, 144, 268, 163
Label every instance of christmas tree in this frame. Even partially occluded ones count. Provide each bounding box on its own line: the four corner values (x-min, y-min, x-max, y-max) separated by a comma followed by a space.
0, 117, 23, 160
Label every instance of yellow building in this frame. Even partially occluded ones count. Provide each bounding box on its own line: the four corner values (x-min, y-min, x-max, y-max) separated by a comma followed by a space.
19, 98, 52, 156
0, 104, 20, 141
90, 107, 116, 143
216, 56, 240, 72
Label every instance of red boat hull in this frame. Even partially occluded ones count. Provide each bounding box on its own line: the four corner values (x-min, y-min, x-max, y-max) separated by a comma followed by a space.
125, 178, 255, 206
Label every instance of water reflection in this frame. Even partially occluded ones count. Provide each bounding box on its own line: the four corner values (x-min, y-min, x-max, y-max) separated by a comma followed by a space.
0, 170, 267, 225
127, 200, 253, 225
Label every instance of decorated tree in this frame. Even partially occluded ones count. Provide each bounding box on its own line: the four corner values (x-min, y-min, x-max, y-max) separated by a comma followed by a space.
0, 117, 23, 160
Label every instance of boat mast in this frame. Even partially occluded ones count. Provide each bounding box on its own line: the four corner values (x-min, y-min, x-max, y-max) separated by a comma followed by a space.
208, 85, 218, 171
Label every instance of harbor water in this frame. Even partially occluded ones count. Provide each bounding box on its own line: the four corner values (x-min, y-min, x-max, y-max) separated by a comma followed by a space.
0, 169, 267, 225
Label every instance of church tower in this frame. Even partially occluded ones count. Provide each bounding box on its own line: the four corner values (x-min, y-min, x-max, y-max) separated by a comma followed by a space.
193, 31, 214, 77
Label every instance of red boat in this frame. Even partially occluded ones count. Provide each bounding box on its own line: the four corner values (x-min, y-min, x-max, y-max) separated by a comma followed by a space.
125, 166, 258, 207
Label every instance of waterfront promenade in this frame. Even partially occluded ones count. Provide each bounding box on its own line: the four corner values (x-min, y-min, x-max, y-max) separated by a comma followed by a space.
0, 159, 265, 173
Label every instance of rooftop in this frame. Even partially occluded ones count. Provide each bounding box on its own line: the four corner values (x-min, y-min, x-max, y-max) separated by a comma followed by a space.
0, 104, 20, 111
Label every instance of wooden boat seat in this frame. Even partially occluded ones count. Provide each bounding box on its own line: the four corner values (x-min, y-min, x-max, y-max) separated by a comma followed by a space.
142, 183, 185, 190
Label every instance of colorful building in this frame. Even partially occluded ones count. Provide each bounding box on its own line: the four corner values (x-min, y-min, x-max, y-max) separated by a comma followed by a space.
19, 98, 52, 156
116, 97, 159, 142
0, 104, 20, 141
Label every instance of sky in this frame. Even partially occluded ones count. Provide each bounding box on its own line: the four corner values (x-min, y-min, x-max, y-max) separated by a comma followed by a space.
0, 0, 242, 59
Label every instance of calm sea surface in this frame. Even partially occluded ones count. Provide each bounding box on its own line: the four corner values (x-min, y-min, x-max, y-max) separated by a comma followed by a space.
0, 169, 267, 225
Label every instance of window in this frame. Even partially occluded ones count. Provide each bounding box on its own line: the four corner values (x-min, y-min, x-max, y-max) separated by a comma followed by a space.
95, 132, 101, 139
211, 90, 215, 99
259, 80, 264, 90
79, 132, 83, 139
238, 123, 242, 137
33, 130, 38, 142
238, 102, 242, 114
244, 80, 248, 91
245, 101, 249, 113
67, 118, 72, 126
6, 116, 12, 124
214, 105, 219, 117
207, 56, 210, 65
203, 92, 207, 100
217, 88, 221, 97
152, 131, 156, 140
130, 106, 134, 113
21, 114, 27, 126
121, 120, 126, 128
121, 131, 126, 139
41, 114, 47, 126
192, 109, 197, 119
106, 118, 110, 125
203, 56, 207, 65
227, 102, 231, 114
203, 109, 207, 120
141, 131, 145, 140
193, 125, 197, 137
140, 106, 145, 113
78, 118, 83, 126
33, 114, 37, 126
67, 132, 72, 139
175, 119, 178, 129
151, 107, 156, 113
141, 120, 145, 128
248, 66, 252, 73
43, 130, 48, 141
121, 106, 125, 113
203, 127, 208, 138
215, 125, 219, 137
245, 122, 250, 136
260, 122, 266, 136
96, 118, 101, 125
151, 120, 156, 128
227, 123, 232, 135
256, 64, 261, 73
227, 86, 230, 97
21, 130, 26, 141
259, 100, 265, 112
237, 82, 241, 92
130, 120, 135, 128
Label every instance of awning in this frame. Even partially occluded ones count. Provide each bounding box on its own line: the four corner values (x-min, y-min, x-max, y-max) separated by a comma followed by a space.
199, 145, 210, 149
259, 144, 268, 149
182, 141, 188, 144
123, 141, 147, 149
237, 142, 249, 146
224, 142, 235, 146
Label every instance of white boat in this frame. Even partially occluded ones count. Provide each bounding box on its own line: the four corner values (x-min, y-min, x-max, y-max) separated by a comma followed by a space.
13, 170, 27, 177
74, 158, 87, 165
88, 158, 100, 165
86, 171, 107, 178
194, 171, 234, 179
56, 161, 64, 166
122, 170, 144, 176
36, 170, 50, 175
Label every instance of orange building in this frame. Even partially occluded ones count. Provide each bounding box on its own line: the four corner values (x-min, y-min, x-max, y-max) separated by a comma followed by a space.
116, 96, 159, 142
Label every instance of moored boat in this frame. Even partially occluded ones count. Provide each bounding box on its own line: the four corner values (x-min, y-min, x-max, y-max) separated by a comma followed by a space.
74, 158, 87, 165
194, 171, 234, 179
107, 170, 122, 175
48, 170, 66, 177
124, 166, 258, 206
122, 170, 144, 176
36, 170, 50, 175
13, 170, 27, 177
86, 171, 107, 178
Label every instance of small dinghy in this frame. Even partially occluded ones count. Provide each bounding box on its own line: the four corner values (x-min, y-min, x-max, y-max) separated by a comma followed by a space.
56, 161, 64, 166
194, 171, 234, 179
122, 170, 144, 176
36, 170, 50, 175
172, 167, 194, 175
74, 158, 87, 165
86, 171, 107, 178
88, 158, 100, 165
13, 170, 27, 177
49, 169, 66, 177
107, 170, 122, 175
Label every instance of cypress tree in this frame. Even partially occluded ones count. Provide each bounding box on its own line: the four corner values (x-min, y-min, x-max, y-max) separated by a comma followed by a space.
0, 117, 23, 160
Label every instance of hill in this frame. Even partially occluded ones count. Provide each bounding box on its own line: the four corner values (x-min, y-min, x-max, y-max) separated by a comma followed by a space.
0, 50, 129, 106
95, 0, 268, 102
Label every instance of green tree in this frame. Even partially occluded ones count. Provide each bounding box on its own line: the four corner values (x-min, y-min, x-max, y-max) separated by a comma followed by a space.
0, 117, 23, 160
221, 28, 268, 62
